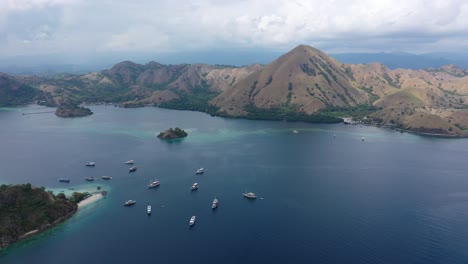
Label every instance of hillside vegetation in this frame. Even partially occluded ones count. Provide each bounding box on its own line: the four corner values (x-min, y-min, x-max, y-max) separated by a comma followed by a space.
0, 73, 41, 107
2, 45, 468, 136
0, 184, 78, 249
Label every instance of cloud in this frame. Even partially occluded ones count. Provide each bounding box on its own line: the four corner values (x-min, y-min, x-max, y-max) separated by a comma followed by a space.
0, 0, 468, 58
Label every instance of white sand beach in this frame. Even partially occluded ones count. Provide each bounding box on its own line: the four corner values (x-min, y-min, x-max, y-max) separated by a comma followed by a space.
77, 192, 104, 208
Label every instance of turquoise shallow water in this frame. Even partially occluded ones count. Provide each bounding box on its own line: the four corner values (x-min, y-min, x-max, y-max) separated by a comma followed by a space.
2, 105, 468, 263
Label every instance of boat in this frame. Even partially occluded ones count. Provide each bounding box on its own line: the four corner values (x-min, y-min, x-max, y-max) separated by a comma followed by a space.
129, 166, 137, 172
293, 129, 299, 134
58, 178, 70, 183
212, 197, 219, 209
124, 200, 136, 206
148, 180, 160, 188
362, 137, 365, 141
243, 192, 257, 199
189, 216, 196, 226
195, 168, 204, 174
101, 175, 112, 180
124, 160, 134, 165
84, 176, 95, 181
191, 182, 199, 191
147, 205, 152, 215
85, 162, 95, 167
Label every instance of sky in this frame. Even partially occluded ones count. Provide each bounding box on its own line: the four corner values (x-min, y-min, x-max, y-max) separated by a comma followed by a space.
1, 0, 468, 65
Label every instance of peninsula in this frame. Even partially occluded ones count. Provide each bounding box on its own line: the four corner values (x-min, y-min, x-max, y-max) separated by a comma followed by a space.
0, 184, 102, 249
157, 127, 188, 139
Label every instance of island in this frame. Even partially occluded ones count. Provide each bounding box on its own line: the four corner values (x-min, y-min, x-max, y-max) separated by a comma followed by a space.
55, 102, 93, 118
157, 127, 188, 139
0, 184, 100, 249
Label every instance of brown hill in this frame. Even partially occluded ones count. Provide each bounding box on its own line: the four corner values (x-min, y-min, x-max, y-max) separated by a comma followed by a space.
348, 62, 468, 135
211, 45, 369, 115
4, 44, 468, 136
29, 62, 259, 108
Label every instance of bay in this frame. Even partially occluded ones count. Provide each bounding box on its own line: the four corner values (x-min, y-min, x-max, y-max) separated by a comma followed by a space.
1, 105, 468, 263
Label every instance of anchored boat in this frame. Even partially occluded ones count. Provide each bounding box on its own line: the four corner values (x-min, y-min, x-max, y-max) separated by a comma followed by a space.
124, 200, 136, 206
212, 197, 219, 209
148, 180, 160, 188
243, 192, 257, 199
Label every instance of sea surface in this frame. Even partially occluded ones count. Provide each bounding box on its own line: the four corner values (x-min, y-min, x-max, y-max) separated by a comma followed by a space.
1, 105, 468, 263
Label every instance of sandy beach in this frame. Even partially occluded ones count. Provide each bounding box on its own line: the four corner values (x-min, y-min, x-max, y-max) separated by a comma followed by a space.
77, 192, 104, 208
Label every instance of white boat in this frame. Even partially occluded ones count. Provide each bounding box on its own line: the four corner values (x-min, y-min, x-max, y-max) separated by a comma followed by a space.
147, 205, 152, 215
85, 162, 95, 167
124, 160, 135, 165
101, 175, 112, 180
195, 168, 204, 174
129, 166, 137, 172
189, 216, 196, 226
212, 197, 219, 209
191, 182, 199, 191
148, 180, 160, 188
293, 129, 299, 134
124, 200, 136, 206
243, 192, 257, 199
84, 176, 95, 181
362, 137, 365, 141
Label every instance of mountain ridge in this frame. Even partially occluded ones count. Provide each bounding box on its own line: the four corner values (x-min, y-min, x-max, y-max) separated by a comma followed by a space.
2, 45, 468, 136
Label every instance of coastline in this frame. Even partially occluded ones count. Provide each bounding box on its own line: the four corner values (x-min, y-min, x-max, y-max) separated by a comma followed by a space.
16, 103, 468, 139
77, 192, 104, 208
391, 127, 468, 138
1, 189, 106, 250
2, 208, 77, 250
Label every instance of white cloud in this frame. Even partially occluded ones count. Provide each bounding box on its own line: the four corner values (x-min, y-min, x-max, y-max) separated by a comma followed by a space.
0, 0, 468, 58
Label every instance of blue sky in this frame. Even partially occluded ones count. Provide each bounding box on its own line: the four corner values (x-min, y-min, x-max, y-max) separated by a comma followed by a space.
1, 0, 468, 64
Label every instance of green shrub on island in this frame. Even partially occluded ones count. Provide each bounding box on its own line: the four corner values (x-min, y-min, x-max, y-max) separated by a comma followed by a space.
241, 104, 343, 123
0, 184, 77, 249
157, 127, 188, 139
69, 192, 91, 204
55, 101, 93, 118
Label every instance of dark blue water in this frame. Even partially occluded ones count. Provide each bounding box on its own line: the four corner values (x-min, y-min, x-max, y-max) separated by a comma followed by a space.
2, 105, 468, 263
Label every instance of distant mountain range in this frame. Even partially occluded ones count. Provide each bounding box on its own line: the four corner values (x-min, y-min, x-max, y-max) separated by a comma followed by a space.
2, 45, 468, 136
331, 52, 468, 70
1, 50, 467, 76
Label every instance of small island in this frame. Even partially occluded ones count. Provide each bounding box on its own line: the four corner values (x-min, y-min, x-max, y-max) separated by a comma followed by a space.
157, 127, 188, 139
55, 102, 93, 118
0, 184, 100, 249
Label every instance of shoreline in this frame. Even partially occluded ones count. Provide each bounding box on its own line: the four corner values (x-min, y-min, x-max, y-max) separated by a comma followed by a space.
83, 103, 468, 138
1, 190, 105, 250
77, 192, 104, 208
20, 103, 468, 139
391, 127, 468, 138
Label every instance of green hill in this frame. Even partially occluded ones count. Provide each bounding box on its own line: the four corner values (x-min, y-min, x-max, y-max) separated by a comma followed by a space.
0, 184, 78, 249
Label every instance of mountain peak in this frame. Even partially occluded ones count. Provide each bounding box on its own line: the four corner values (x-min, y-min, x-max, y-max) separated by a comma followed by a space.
211, 44, 368, 115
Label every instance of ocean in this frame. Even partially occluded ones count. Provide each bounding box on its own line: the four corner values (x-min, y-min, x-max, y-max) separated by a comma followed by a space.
1, 105, 468, 263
